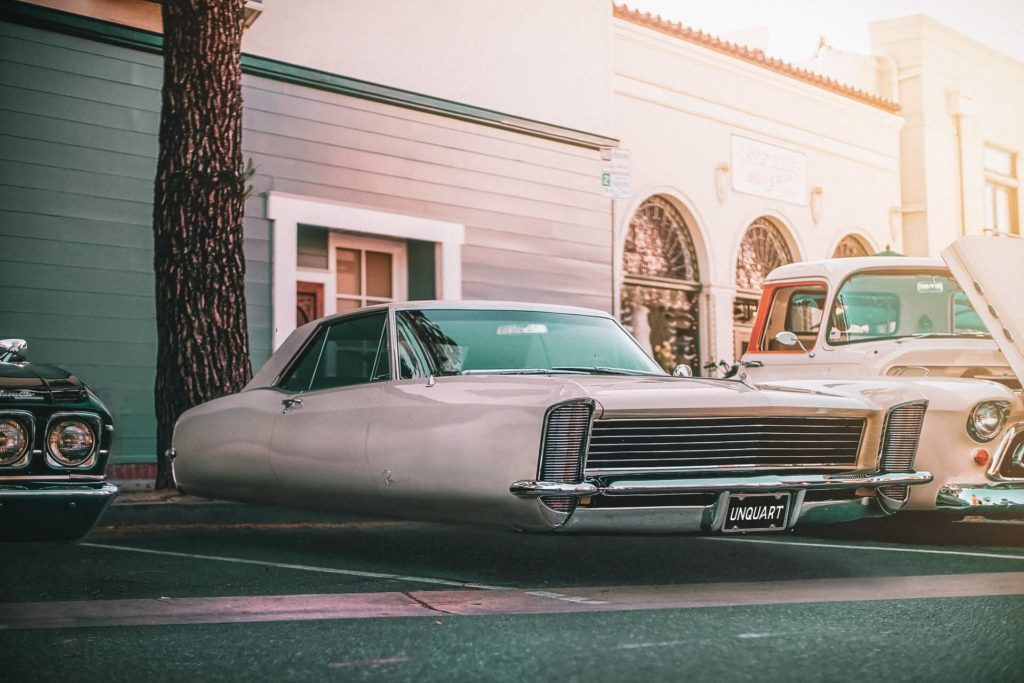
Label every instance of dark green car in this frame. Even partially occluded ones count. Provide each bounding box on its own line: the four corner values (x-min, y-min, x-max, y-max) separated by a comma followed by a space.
0, 339, 118, 541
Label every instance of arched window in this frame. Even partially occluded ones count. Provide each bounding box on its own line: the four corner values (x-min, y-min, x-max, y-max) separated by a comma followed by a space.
620, 196, 702, 374
733, 218, 795, 359
832, 234, 872, 258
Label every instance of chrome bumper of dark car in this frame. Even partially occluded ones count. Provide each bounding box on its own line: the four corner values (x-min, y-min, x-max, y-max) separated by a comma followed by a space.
510, 470, 933, 497
0, 481, 119, 541
935, 483, 1024, 515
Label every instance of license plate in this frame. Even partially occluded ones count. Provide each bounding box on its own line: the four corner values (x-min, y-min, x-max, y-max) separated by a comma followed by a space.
722, 492, 791, 533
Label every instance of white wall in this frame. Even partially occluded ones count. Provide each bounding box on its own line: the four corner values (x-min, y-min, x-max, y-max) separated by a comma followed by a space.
872, 15, 1024, 255
613, 17, 904, 363
243, 0, 614, 137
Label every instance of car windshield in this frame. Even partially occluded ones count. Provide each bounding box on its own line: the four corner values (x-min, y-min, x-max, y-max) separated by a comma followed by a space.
826, 270, 991, 345
395, 309, 665, 377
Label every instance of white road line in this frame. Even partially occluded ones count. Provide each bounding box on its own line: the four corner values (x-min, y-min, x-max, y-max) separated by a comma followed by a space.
80, 542, 507, 591
709, 536, 1024, 561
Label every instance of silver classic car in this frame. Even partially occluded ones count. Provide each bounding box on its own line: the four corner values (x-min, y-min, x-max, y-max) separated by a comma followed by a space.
171, 302, 933, 533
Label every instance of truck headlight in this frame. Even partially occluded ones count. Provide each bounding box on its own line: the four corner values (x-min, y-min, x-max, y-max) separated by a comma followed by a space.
967, 401, 1009, 443
46, 417, 97, 467
0, 417, 29, 466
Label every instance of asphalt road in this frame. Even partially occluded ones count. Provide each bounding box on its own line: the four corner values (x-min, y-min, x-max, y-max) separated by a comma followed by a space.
2, 499, 1024, 682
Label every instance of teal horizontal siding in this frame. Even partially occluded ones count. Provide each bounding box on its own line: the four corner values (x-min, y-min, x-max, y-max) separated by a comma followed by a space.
1, 20, 272, 465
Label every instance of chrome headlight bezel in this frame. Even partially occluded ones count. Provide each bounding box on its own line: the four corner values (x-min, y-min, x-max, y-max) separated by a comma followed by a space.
967, 401, 1010, 443
45, 412, 101, 469
0, 411, 33, 468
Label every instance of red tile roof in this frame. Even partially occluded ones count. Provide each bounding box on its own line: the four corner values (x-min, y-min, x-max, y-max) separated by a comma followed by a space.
614, 4, 900, 113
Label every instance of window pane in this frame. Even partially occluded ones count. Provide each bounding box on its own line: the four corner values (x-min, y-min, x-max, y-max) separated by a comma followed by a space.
310, 313, 389, 390
994, 185, 1012, 232
337, 297, 361, 312
278, 327, 328, 392
365, 251, 393, 298
984, 146, 1015, 177
336, 248, 361, 295
759, 285, 826, 351
297, 226, 328, 269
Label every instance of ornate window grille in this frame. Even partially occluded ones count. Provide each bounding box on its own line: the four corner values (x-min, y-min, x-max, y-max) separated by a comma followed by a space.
832, 235, 871, 258
620, 196, 702, 374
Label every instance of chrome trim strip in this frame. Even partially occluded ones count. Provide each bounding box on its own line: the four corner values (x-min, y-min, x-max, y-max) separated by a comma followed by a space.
987, 423, 1024, 482
0, 482, 119, 499
510, 470, 932, 498
510, 481, 599, 496
0, 474, 106, 482
586, 464, 857, 476
603, 471, 932, 495
936, 483, 1024, 514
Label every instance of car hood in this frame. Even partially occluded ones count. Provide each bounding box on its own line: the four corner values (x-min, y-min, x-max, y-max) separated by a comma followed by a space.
0, 360, 83, 401
942, 235, 1024, 384
566, 375, 894, 418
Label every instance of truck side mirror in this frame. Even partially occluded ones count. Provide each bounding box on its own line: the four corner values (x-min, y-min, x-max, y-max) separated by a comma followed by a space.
774, 331, 814, 358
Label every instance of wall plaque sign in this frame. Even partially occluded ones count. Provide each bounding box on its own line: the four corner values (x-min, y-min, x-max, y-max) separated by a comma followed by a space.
731, 135, 807, 206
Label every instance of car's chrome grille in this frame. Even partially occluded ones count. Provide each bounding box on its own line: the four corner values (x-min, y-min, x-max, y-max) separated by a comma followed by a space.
538, 402, 593, 513
586, 416, 865, 472
878, 401, 927, 472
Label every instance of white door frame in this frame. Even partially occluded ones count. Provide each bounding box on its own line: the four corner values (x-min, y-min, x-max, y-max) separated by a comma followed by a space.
268, 191, 465, 349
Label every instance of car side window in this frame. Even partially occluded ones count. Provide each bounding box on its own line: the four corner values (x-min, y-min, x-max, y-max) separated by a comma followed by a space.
309, 312, 391, 391
759, 284, 827, 351
278, 327, 329, 392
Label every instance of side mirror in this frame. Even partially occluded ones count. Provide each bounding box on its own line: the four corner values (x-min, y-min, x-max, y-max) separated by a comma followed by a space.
774, 331, 799, 347
672, 364, 693, 377
774, 331, 814, 357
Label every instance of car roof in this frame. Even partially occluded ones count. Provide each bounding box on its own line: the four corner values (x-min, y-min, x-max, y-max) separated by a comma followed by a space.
326, 300, 613, 321
766, 256, 946, 283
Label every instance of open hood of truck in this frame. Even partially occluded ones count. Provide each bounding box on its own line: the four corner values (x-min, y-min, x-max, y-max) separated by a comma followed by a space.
942, 235, 1024, 384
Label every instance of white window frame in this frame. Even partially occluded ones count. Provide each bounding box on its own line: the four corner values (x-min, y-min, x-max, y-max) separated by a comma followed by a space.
297, 233, 408, 316
268, 192, 464, 348
983, 144, 1019, 235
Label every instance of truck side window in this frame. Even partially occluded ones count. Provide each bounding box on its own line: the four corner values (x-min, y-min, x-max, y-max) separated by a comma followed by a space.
759, 285, 827, 351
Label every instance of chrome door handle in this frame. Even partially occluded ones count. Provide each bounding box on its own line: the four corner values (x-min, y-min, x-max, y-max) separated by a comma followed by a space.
281, 397, 303, 414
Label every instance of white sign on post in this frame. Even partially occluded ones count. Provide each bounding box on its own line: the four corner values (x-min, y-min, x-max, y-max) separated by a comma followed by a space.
600, 147, 631, 199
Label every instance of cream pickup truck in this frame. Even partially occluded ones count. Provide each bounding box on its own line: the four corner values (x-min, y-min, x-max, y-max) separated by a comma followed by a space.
741, 235, 1024, 517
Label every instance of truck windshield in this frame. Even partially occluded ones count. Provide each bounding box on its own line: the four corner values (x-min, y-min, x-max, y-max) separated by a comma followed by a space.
826, 271, 990, 345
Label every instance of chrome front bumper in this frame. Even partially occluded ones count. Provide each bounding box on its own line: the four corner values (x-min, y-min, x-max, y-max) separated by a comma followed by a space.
510, 470, 933, 533
510, 470, 933, 497
0, 481, 119, 541
935, 483, 1024, 515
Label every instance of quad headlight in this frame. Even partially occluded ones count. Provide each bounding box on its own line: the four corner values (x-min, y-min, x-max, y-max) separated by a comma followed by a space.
45, 416, 98, 468
0, 417, 30, 466
967, 401, 1010, 443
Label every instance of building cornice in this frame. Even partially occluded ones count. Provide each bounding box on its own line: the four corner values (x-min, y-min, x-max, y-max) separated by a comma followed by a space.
614, 4, 900, 114
1, 1, 618, 150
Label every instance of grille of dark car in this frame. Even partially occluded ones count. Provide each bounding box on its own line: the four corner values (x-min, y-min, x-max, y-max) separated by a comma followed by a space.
585, 416, 865, 473
538, 402, 593, 513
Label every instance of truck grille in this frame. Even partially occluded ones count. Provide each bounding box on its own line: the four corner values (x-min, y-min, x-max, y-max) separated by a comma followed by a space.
586, 415, 864, 473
